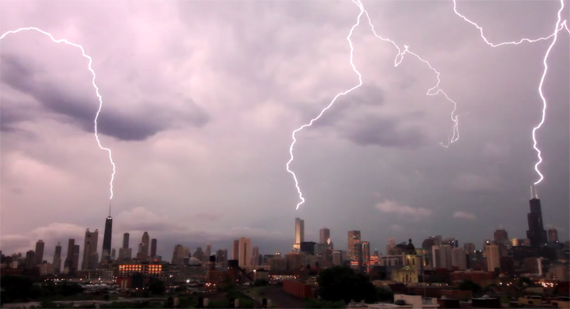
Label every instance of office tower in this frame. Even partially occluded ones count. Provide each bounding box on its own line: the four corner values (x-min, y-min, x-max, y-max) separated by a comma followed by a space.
172, 245, 190, 265
64, 239, 75, 271
439, 244, 453, 270
111, 248, 116, 259
72, 245, 80, 270
486, 244, 500, 272
548, 228, 558, 242
193, 247, 205, 262
118, 247, 132, 260
140, 232, 150, 259
320, 228, 330, 244
232, 240, 240, 260
361, 241, 370, 273
53, 243, 62, 274
431, 246, 441, 269
526, 195, 548, 247
205, 244, 211, 261
494, 229, 509, 244
34, 240, 45, 265
101, 216, 113, 262
150, 239, 157, 258
293, 218, 304, 251
348, 230, 361, 261
443, 237, 458, 248
464, 243, 475, 255
238, 237, 252, 268
123, 233, 130, 249
451, 247, 467, 270
252, 246, 259, 267
25, 250, 35, 269
386, 238, 396, 255
82, 229, 99, 270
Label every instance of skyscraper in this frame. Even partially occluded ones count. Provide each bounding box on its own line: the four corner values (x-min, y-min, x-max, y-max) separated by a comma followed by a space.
140, 232, 150, 259
82, 229, 99, 270
293, 218, 304, 252
548, 228, 558, 242
526, 197, 547, 247
123, 233, 130, 249
53, 243, 62, 274
485, 244, 500, 272
451, 247, 467, 270
238, 237, 252, 268
34, 240, 45, 265
361, 241, 370, 273
205, 244, 211, 261
150, 239, 157, 258
72, 244, 80, 271
251, 246, 259, 267
64, 239, 75, 272
494, 229, 509, 244
320, 228, 330, 244
348, 230, 361, 262
439, 244, 453, 270
101, 216, 113, 262
233, 240, 239, 260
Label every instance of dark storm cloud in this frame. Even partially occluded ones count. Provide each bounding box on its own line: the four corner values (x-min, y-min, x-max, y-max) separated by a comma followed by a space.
343, 116, 427, 148
0, 54, 210, 141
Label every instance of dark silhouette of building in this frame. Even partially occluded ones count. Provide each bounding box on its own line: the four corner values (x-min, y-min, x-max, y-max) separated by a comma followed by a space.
102, 216, 113, 262
123, 233, 130, 248
34, 240, 45, 265
300, 242, 316, 255
64, 239, 75, 273
151, 239, 157, 258
526, 197, 547, 248
53, 243, 62, 274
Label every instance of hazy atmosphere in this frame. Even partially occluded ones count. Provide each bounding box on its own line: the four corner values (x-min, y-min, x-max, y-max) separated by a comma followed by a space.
1, 0, 569, 262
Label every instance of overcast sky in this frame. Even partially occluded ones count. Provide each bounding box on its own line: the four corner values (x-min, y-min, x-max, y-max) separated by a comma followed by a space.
1, 0, 568, 264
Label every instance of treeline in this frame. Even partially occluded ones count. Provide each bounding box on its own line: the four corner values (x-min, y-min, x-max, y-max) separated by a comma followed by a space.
0, 275, 84, 304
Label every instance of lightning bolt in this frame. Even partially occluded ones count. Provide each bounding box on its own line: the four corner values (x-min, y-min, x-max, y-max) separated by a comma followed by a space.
0, 27, 117, 201
287, 0, 462, 210
452, 0, 569, 186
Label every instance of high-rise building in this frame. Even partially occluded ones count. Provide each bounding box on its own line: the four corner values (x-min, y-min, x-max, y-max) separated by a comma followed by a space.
439, 244, 453, 270
140, 232, 150, 259
64, 239, 75, 272
238, 237, 252, 269
320, 228, 330, 244
526, 196, 548, 248
82, 229, 99, 270
464, 243, 475, 255
53, 243, 62, 274
451, 247, 467, 270
25, 250, 35, 269
494, 229, 509, 244
101, 216, 113, 262
123, 233, 130, 249
205, 244, 211, 261
72, 244, 80, 271
150, 239, 157, 258
233, 240, 239, 260
293, 218, 304, 252
431, 246, 441, 269
348, 231, 361, 262
171, 245, 190, 265
361, 241, 371, 273
34, 240, 45, 265
252, 246, 259, 267
548, 228, 558, 242
386, 238, 396, 255
111, 248, 116, 259
486, 244, 500, 272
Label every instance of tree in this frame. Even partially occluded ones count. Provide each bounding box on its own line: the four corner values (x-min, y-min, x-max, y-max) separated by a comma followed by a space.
147, 278, 166, 295
317, 266, 378, 304
459, 280, 481, 294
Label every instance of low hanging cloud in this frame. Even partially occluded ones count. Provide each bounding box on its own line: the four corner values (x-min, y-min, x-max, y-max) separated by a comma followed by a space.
452, 211, 476, 220
0, 53, 210, 141
375, 199, 432, 219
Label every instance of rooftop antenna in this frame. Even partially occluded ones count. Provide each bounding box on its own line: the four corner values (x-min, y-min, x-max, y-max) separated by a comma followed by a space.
530, 185, 533, 199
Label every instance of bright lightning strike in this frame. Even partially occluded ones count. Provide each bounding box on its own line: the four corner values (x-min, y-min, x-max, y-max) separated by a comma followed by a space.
287, 0, 462, 210
0, 27, 117, 201
452, 0, 569, 186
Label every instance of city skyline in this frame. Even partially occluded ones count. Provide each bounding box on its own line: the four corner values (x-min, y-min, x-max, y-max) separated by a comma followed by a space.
3, 197, 566, 267
1, 1, 569, 259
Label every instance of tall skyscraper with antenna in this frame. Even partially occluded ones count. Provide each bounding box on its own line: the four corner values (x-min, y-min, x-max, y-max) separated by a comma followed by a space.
526, 186, 547, 248
101, 203, 113, 262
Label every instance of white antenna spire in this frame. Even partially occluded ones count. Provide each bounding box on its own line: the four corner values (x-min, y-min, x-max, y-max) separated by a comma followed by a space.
530, 185, 533, 199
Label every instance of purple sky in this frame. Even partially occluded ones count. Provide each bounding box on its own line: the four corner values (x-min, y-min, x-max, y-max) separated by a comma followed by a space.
1, 0, 568, 263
